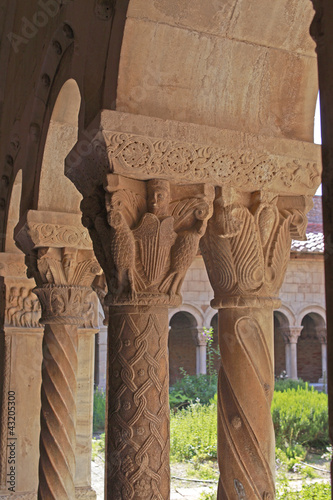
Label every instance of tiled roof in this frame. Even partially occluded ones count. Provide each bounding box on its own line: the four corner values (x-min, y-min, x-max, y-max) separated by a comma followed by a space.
291, 232, 324, 253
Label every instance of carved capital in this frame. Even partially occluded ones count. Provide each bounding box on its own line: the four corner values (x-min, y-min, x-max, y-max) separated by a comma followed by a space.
316, 327, 327, 344
81, 174, 214, 306
200, 189, 313, 308
195, 329, 208, 346
34, 284, 92, 325
278, 326, 303, 344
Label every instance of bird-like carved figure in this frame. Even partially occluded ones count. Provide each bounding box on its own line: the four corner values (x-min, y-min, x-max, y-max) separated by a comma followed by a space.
108, 210, 136, 300
160, 204, 209, 298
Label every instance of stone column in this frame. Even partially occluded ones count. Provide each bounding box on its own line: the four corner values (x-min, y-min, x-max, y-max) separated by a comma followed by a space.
79, 174, 214, 499
194, 329, 207, 375
278, 327, 303, 380
0, 253, 43, 500
26, 248, 100, 500
14, 215, 101, 499
200, 188, 311, 499
316, 327, 328, 383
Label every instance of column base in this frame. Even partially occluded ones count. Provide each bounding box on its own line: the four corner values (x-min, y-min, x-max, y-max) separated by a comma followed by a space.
75, 486, 97, 499
0, 492, 36, 499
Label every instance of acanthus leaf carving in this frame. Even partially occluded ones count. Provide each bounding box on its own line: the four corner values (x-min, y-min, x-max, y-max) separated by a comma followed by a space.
200, 189, 313, 306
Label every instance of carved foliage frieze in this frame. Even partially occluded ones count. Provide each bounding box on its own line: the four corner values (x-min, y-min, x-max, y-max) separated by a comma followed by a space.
102, 132, 320, 193
81, 176, 214, 306
200, 190, 313, 305
28, 223, 92, 249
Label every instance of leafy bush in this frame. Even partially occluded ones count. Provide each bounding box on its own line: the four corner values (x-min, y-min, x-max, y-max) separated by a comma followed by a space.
276, 479, 331, 499
170, 370, 218, 409
93, 388, 106, 433
272, 387, 329, 449
274, 378, 308, 392
170, 399, 217, 461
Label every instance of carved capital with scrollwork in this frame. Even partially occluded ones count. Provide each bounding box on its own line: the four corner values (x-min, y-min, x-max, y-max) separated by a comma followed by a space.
200, 188, 313, 308
23, 247, 101, 325
278, 326, 303, 344
80, 174, 214, 307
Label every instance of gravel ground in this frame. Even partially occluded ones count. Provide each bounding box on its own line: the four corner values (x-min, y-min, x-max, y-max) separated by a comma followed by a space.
91, 459, 216, 499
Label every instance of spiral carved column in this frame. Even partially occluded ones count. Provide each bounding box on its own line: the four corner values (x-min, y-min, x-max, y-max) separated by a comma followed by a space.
217, 303, 276, 499
106, 305, 169, 500
200, 188, 313, 499
35, 285, 92, 500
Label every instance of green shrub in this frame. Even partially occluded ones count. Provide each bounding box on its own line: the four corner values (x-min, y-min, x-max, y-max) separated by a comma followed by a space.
274, 378, 308, 392
170, 370, 218, 409
93, 388, 106, 433
170, 399, 217, 461
276, 479, 331, 499
272, 386, 329, 449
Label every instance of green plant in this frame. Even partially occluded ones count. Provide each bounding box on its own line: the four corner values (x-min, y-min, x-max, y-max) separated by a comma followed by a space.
93, 388, 106, 432
199, 488, 217, 500
272, 386, 329, 449
170, 399, 217, 461
276, 445, 307, 472
169, 369, 218, 409
203, 327, 218, 385
274, 378, 308, 392
276, 478, 331, 499
92, 433, 105, 460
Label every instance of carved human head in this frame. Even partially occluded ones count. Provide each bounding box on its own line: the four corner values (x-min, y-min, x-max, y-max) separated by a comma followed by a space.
147, 180, 170, 217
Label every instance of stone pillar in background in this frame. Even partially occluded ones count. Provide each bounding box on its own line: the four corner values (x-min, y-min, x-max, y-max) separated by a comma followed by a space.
316, 327, 328, 384
80, 174, 214, 499
194, 329, 207, 375
201, 188, 311, 499
0, 254, 43, 500
278, 326, 303, 380
15, 212, 101, 500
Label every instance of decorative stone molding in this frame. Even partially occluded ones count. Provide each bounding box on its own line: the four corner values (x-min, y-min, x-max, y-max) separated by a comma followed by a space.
81, 174, 214, 306
278, 326, 303, 344
5, 285, 41, 327
65, 110, 321, 198
316, 327, 327, 344
195, 328, 208, 346
0, 253, 27, 278
200, 188, 313, 308
15, 211, 92, 253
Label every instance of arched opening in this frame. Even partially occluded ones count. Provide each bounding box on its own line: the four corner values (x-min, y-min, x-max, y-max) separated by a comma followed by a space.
210, 313, 220, 373
169, 311, 197, 385
37, 79, 82, 213
5, 169, 22, 254
274, 311, 289, 377
298, 313, 325, 382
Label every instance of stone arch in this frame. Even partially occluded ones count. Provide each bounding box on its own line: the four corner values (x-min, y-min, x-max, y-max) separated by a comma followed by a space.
298, 311, 325, 383
296, 305, 326, 326
5, 169, 22, 254
275, 305, 295, 327
168, 303, 204, 328
117, 0, 318, 141
203, 306, 217, 327
169, 310, 198, 385
37, 78, 82, 213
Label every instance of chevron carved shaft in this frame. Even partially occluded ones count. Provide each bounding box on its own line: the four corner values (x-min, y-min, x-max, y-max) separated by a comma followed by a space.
106, 306, 169, 500
217, 306, 275, 499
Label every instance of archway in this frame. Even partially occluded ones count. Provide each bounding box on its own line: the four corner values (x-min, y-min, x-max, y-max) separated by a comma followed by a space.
299, 312, 325, 382
169, 311, 197, 385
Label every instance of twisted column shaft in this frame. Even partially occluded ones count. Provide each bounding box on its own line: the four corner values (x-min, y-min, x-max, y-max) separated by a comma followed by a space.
38, 323, 78, 500
217, 306, 275, 500
106, 305, 170, 500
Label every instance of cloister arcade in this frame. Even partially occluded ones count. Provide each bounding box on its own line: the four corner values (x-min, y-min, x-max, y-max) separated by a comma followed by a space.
0, 1, 332, 499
